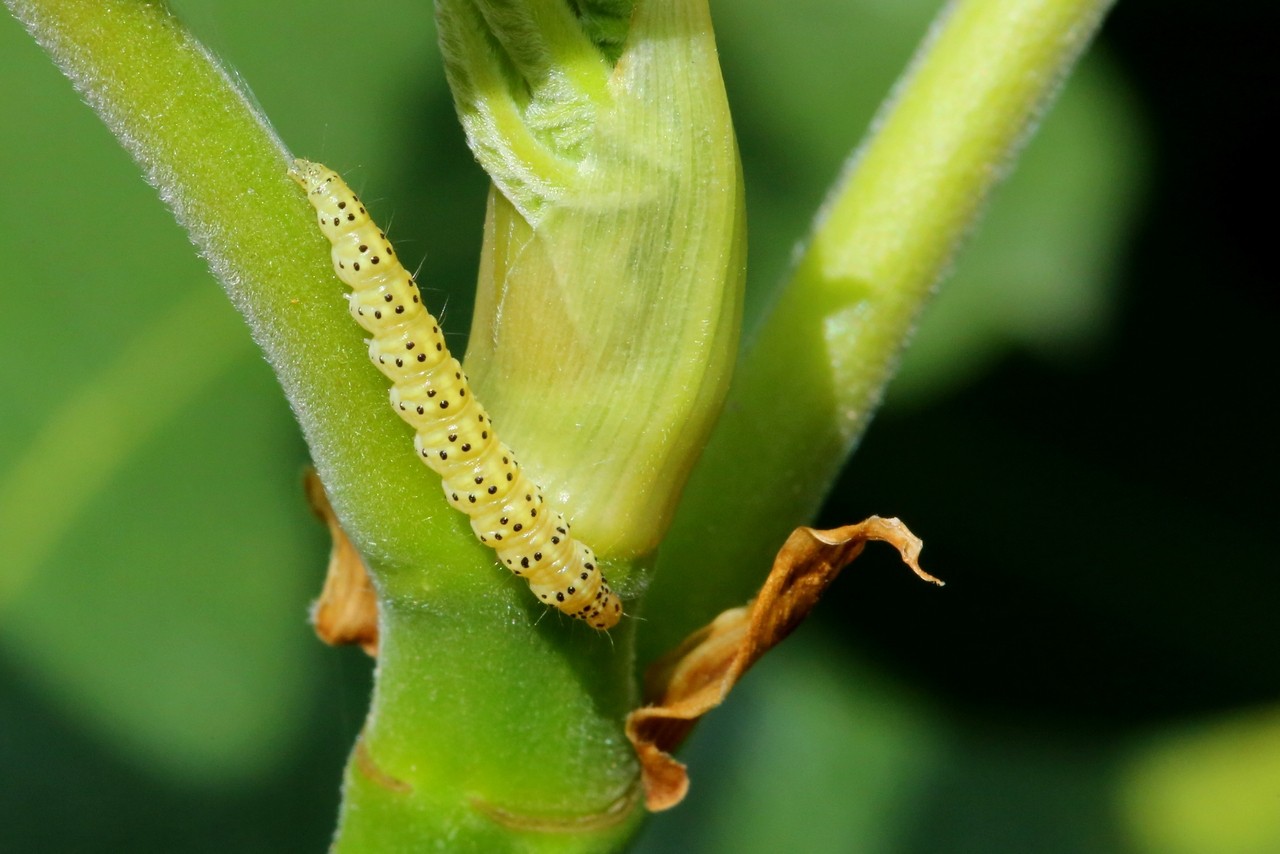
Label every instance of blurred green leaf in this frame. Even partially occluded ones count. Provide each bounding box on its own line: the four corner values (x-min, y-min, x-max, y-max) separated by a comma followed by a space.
165, 0, 443, 186
688, 637, 942, 854
640, 633, 1135, 854
0, 3, 315, 782
1119, 706, 1280, 854
633, 634, 942, 853
0, 346, 321, 779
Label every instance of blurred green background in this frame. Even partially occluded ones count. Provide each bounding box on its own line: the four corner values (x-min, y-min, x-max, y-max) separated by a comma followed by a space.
1, 1, 1275, 851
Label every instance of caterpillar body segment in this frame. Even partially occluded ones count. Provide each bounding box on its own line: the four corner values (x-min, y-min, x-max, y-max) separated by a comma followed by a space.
290, 159, 621, 630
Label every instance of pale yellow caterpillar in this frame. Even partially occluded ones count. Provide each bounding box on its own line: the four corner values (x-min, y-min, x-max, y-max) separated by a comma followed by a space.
290, 160, 621, 630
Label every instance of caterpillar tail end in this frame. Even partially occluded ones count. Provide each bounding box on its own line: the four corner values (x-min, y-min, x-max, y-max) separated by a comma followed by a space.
594, 589, 624, 631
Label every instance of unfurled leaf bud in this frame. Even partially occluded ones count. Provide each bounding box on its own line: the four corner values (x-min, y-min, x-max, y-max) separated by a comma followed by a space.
438, 0, 746, 557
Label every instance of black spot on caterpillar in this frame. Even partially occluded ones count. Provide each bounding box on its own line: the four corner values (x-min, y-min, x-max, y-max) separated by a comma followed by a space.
290, 160, 621, 630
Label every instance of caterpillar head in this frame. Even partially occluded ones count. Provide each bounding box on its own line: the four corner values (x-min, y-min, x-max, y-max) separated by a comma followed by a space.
290, 159, 369, 239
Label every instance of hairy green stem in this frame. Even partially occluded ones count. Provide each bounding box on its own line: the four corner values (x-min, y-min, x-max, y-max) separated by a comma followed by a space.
334, 583, 643, 852
8, 0, 649, 847
3, 0, 466, 566
645, 0, 1117, 656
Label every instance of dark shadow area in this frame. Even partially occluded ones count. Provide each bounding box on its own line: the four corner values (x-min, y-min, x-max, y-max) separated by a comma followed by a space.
814, 0, 1279, 732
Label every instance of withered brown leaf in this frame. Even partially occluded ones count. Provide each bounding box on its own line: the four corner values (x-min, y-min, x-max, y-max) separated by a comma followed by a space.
626, 516, 942, 811
304, 469, 379, 656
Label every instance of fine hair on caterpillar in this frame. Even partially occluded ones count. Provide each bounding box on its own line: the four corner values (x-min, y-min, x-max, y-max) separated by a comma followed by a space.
290, 159, 621, 630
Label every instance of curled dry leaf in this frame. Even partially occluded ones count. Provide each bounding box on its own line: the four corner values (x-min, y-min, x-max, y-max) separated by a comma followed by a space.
626, 516, 942, 811
304, 469, 379, 656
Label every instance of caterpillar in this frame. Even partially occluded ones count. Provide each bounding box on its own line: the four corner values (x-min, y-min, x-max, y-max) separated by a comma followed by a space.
290, 159, 621, 630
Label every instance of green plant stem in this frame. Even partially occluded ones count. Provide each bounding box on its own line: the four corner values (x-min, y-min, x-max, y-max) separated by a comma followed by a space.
0, 287, 244, 607
644, 0, 1117, 658
4, 0, 469, 566
334, 583, 643, 852
9, 0, 649, 847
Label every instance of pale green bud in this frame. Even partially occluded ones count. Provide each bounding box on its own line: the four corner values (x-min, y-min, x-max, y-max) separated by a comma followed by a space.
438, 0, 746, 557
